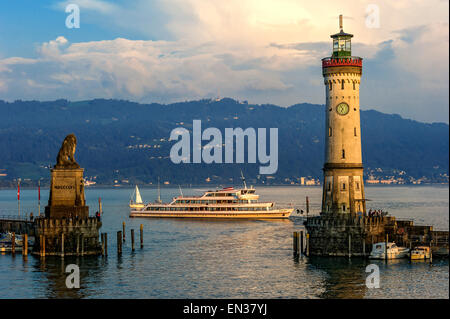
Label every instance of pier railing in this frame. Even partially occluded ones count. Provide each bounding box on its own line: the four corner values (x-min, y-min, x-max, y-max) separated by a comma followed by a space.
0, 214, 33, 222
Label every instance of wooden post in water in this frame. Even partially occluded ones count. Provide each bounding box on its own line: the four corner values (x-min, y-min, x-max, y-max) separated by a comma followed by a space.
306, 233, 310, 256
117, 231, 122, 255
11, 232, 15, 255
293, 232, 298, 255
348, 233, 351, 258
101, 233, 105, 256
430, 240, 433, 263
76, 234, 80, 255
385, 234, 388, 261
42, 235, 46, 257
122, 222, 126, 242
39, 235, 43, 257
131, 229, 135, 251
140, 224, 144, 249
306, 196, 309, 217
362, 238, 366, 257
61, 233, 64, 258
81, 235, 84, 256
300, 231, 304, 256
104, 233, 108, 256
23, 234, 28, 256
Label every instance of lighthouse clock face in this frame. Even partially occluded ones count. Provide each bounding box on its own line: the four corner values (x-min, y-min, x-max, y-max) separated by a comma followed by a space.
336, 102, 349, 115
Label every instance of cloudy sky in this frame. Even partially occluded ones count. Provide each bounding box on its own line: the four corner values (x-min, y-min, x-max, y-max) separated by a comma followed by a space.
0, 0, 448, 123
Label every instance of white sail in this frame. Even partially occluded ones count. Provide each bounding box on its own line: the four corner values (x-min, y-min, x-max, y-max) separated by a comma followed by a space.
135, 185, 143, 204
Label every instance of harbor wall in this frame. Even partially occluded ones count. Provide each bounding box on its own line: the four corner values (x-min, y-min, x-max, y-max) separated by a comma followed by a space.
305, 214, 448, 257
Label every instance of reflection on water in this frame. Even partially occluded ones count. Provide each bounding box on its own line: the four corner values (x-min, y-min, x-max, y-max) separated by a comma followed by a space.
0, 186, 448, 298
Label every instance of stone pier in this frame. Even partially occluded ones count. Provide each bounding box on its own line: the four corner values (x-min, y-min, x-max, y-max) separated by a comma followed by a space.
33, 217, 101, 256
305, 214, 449, 257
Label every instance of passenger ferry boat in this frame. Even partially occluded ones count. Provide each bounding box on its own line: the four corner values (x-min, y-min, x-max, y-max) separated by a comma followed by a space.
129, 186, 293, 219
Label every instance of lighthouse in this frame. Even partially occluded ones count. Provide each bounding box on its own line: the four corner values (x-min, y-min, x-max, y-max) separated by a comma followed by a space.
321, 15, 366, 215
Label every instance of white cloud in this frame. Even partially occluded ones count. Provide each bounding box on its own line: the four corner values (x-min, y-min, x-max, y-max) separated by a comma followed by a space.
0, 0, 447, 122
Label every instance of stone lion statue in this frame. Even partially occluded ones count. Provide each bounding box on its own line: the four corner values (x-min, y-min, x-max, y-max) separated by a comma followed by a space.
55, 133, 80, 168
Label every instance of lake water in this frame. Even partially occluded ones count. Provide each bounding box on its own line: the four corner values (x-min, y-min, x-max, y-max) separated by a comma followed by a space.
0, 185, 448, 299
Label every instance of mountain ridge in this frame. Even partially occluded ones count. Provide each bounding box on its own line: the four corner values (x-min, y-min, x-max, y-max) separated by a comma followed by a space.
0, 98, 448, 186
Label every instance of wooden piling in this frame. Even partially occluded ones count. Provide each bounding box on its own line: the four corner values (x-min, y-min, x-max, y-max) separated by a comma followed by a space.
80, 235, 84, 256
306, 233, 310, 256
61, 233, 64, 258
42, 235, 46, 257
117, 231, 122, 255
39, 235, 43, 257
385, 234, 388, 261
140, 224, 143, 249
23, 234, 28, 256
101, 233, 105, 256
362, 238, 366, 257
293, 232, 298, 254
306, 196, 309, 217
11, 232, 15, 255
122, 222, 126, 242
430, 240, 433, 263
348, 233, 351, 258
76, 234, 80, 255
104, 233, 108, 256
300, 231, 304, 255
131, 229, 135, 251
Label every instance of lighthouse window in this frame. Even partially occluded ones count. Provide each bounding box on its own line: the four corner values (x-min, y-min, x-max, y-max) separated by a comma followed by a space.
329, 127, 332, 137
341, 81, 345, 90
342, 204, 346, 212
356, 182, 360, 190
354, 127, 357, 136
333, 40, 339, 51
327, 182, 331, 191
329, 82, 332, 91
345, 40, 351, 51
342, 149, 345, 159
353, 82, 356, 90
342, 183, 346, 190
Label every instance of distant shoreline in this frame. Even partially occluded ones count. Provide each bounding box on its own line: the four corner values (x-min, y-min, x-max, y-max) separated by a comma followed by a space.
1, 183, 448, 191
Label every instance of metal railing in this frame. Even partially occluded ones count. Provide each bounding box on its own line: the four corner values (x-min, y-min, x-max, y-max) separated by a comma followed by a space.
322, 56, 362, 67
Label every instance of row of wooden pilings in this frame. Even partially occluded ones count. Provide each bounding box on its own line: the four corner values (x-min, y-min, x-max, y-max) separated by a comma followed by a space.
112, 222, 144, 256
6, 232, 28, 257
9, 222, 145, 258
293, 230, 309, 257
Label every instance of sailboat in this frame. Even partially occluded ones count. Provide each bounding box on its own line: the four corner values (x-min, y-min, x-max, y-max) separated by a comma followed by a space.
129, 185, 145, 209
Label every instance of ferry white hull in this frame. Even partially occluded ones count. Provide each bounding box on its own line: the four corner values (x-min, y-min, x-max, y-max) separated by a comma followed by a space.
130, 208, 293, 219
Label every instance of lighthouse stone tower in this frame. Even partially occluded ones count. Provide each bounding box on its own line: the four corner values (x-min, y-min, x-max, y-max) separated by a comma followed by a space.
302, 16, 447, 258
321, 15, 366, 215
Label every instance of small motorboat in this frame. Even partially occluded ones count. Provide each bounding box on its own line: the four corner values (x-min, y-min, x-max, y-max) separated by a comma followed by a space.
410, 246, 431, 260
369, 242, 410, 259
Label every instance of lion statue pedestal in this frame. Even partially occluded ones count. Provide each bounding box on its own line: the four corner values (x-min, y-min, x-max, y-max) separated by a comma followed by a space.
45, 168, 89, 219
33, 133, 102, 256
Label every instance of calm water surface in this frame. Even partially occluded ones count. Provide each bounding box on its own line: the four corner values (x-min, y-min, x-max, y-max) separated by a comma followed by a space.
0, 185, 448, 299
